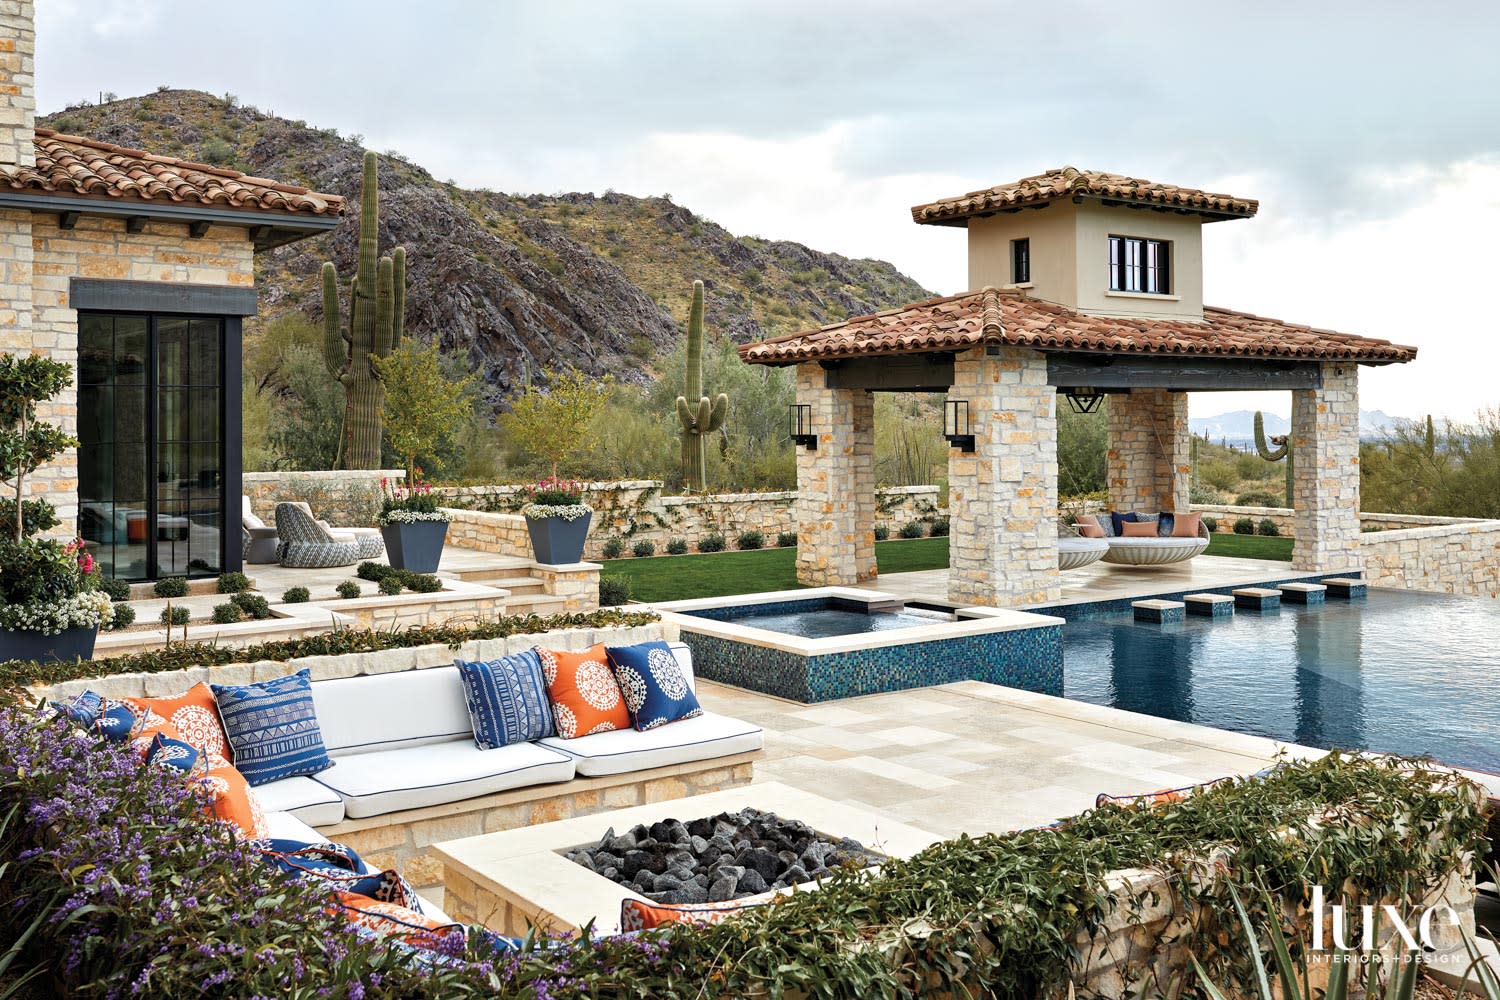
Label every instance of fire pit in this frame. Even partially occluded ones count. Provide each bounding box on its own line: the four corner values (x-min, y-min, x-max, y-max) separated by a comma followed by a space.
565, 808, 884, 905
432, 782, 941, 936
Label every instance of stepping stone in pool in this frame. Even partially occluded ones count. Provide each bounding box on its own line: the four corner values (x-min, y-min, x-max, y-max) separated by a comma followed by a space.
1278, 582, 1327, 605
1132, 599, 1185, 624
1321, 577, 1368, 599
1233, 587, 1282, 611
1183, 593, 1234, 619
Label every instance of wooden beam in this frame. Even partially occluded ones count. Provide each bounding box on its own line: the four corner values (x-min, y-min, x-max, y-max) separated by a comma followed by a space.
1045, 352, 1323, 392
249, 224, 272, 242
187, 220, 211, 238
823, 353, 955, 391
125, 216, 146, 233
58, 211, 79, 230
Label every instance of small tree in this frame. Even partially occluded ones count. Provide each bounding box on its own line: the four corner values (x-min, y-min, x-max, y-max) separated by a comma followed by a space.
503, 367, 612, 481
0, 353, 76, 543
373, 342, 474, 484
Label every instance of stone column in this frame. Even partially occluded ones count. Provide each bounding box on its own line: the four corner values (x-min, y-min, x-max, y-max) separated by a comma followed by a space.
947, 346, 1060, 606
0, 2, 35, 169
1291, 362, 1361, 572
1106, 388, 1190, 512
793, 363, 876, 586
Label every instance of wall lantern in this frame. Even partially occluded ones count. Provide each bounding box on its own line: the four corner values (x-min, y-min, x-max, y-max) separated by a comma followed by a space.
1065, 387, 1106, 415
943, 399, 975, 453
789, 404, 817, 450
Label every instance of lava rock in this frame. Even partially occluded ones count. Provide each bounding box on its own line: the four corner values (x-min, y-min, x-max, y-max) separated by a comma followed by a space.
738, 869, 769, 895
709, 875, 739, 902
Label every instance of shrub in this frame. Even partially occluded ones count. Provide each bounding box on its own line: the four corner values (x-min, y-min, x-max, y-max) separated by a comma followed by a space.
928, 518, 950, 537
1202, 516, 1219, 533
335, 581, 361, 600
697, 533, 726, 553
632, 539, 656, 558
599, 577, 631, 606
898, 521, 924, 539
108, 604, 135, 629
282, 586, 310, 604
356, 561, 390, 582
736, 530, 764, 550
601, 537, 625, 559
1233, 517, 1256, 535
230, 593, 272, 620
403, 573, 443, 594
159, 605, 190, 626
874, 524, 890, 541
101, 577, 131, 602
1258, 518, 1281, 537
378, 576, 404, 596
211, 603, 244, 624
153, 577, 188, 598
1235, 490, 1282, 508
666, 538, 688, 555
215, 572, 252, 594
776, 531, 797, 548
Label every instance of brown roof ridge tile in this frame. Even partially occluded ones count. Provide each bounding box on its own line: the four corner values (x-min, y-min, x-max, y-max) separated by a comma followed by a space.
912, 167, 1258, 225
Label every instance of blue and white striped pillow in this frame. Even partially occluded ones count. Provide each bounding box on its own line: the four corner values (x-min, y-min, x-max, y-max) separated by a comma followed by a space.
211, 668, 332, 787
454, 650, 556, 750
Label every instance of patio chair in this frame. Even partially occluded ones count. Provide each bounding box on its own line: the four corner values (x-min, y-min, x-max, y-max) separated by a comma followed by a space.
279, 501, 385, 560
242, 496, 280, 564
274, 502, 361, 569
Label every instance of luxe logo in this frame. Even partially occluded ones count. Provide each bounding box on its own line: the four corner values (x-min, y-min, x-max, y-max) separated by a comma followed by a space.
1310, 885, 1460, 953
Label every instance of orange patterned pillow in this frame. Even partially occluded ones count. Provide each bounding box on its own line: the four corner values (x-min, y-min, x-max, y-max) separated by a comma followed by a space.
535, 644, 630, 739
334, 891, 465, 952
620, 890, 780, 930
123, 682, 231, 766
195, 761, 269, 839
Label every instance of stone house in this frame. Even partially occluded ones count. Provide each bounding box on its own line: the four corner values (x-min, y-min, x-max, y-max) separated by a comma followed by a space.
742, 167, 1419, 607
0, 2, 342, 581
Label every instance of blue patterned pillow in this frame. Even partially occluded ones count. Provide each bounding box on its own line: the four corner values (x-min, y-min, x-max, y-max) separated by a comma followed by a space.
454, 651, 555, 749
1109, 511, 1139, 536
146, 732, 200, 773
94, 702, 138, 742
53, 690, 106, 728
1156, 511, 1175, 537
605, 641, 703, 732
211, 668, 332, 787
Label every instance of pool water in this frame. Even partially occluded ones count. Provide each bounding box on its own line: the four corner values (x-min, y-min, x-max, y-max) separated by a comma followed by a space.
1062, 589, 1500, 772
711, 607, 950, 639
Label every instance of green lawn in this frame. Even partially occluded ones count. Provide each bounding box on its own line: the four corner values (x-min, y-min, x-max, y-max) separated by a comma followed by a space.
601, 537, 949, 603
1203, 532, 1294, 561
603, 532, 1289, 603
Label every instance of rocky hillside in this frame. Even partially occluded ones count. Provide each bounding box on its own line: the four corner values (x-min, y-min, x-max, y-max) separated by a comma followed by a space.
41, 91, 930, 402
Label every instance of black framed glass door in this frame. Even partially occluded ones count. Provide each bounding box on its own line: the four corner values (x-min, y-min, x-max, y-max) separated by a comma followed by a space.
79, 312, 227, 581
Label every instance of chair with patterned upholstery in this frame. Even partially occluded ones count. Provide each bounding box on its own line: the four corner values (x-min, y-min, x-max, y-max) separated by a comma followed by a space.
280, 501, 385, 560
274, 502, 361, 569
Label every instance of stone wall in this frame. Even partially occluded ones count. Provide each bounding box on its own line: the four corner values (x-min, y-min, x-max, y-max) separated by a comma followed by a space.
1291, 363, 1362, 572
1359, 519, 1500, 597
1107, 388, 1190, 514
439, 480, 942, 562
244, 469, 403, 527
794, 365, 877, 586
0, 2, 35, 169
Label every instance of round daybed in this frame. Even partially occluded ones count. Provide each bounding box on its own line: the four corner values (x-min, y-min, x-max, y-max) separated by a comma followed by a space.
1101, 522, 1211, 566
1059, 536, 1109, 570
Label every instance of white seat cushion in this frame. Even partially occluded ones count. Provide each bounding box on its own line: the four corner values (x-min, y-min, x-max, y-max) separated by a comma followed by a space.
253, 776, 346, 827
313, 738, 576, 818
311, 666, 474, 757
539, 711, 763, 777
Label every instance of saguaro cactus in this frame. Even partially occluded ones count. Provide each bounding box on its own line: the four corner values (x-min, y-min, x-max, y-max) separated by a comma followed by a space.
1253, 410, 1293, 505
674, 280, 728, 492
323, 150, 406, 470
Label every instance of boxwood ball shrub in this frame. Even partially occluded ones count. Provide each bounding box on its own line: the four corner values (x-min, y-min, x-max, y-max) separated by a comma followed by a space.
776, 531, 797, 548
282, 586, 310, 603
211, 602, 244, 624
153, 576, 188, 598
403, 572, 443, 594
599, 577, 631, 606
216, 571, 252, 594
1258, 518, 1281, 537
230, 592, 273, 620
378, 575, 405, 596
898, 521, 924, 539
356, 561, 388, 582
109, 603, 135, 629
159, 605, 190, 626
601, 537, 625, 559
698, 533, 726, 553
666, 538, 688, 555
335, 580, 362, 600
928, 518, 950, 537
1233, 517, 1256, 535
632, 539, 656, 558
1203, 516, 1219, 533
736, 530, 764, 550
874, 524, 890, 541
101, 577, 131, 602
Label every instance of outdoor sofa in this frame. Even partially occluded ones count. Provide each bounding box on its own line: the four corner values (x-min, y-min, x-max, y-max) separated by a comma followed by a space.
1071, 512, 1211, 567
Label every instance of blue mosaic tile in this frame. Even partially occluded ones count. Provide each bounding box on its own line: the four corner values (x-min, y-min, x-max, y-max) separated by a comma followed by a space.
683, 598, 848, 624
1278, 585, 1326, 605
1184, 596, 1235, 619
1325, 580, 1368, 599
1038, 571, 1360, 621
1234, 591, 1281, 611
1132, 602, 1184, 624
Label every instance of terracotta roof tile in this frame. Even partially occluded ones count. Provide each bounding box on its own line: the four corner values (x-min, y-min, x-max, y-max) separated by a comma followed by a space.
0, 129, 344, 217
739, 289, 1416, 366
912, 167, 1257, 226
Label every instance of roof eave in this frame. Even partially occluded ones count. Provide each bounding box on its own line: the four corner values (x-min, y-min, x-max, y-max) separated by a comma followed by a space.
0, 190, 341, 250
912, 194, 1257, 228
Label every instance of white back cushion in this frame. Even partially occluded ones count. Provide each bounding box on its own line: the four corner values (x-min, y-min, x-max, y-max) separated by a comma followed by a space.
669, 641, 696, 694
311, 666, 472, 757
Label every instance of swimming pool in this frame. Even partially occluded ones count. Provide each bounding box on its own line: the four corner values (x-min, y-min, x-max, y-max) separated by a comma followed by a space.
1062, 589, 1500, 772
702, 605, 952, 639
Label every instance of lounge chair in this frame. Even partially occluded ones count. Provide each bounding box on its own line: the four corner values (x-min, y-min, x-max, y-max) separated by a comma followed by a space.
274, 502, 362, 569
279, 501, 384, 560
1082, 513, 1211, 566
242, 497, 280, 564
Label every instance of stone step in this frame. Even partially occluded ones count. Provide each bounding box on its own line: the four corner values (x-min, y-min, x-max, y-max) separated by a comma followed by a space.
506, 594, 569, 617
1278, 582, 1327, 605
479, 575, 550, 597
1183, 593, 1235, 619
1233, 587, 1282, 611
1132, 599, 1185, 624
444, 559, 537, 582
1321, 577, 1369, 599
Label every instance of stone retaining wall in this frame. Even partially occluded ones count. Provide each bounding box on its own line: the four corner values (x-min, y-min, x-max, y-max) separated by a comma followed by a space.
243, 469, 404, 527
1359, 519, 1500, 597
439, 481, 943, 561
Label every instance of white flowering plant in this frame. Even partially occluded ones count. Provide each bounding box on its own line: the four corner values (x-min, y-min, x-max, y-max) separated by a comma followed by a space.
519, 477, 593, 521
376, 476, 451, 526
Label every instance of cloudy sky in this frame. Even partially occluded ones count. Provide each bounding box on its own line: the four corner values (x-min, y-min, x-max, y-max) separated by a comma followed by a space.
36, 1, 1500, 422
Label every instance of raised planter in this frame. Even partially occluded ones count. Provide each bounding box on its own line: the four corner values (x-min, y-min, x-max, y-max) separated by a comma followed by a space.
0, 625, 98, 663
526, 512, 592, 565
380, 520, 448, 573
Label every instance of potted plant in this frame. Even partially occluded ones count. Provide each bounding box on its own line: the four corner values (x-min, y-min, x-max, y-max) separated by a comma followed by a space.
521, 477, 593, 564
0, 354, 111, 662
376, 476, 450, 573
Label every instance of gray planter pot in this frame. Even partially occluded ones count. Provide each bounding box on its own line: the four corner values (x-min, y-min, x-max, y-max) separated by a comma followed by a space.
380, 520, 449, 574
526, 512, 592, 565
0, 625, 98, 664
